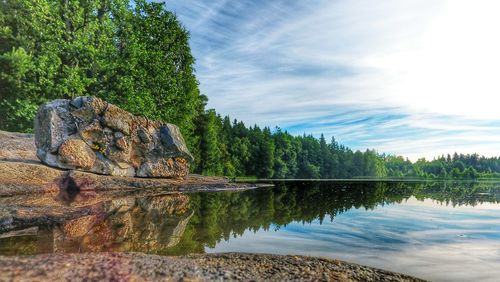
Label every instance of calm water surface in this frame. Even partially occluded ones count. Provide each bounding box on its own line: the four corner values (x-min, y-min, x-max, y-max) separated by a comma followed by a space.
1, 181, 500, 281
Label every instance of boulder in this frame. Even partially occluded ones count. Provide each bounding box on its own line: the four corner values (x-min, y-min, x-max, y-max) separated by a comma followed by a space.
58, 139, 96, 169
34, 96, 193, 178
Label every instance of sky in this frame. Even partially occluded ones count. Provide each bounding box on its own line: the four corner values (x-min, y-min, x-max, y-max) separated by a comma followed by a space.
160, 0, 500, 161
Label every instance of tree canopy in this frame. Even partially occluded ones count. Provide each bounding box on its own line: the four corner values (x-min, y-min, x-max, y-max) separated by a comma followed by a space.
0, 0, 204, 145
193, 112, 500, 179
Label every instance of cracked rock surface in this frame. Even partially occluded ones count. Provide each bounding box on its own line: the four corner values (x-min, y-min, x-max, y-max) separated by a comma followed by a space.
34, 96, 193, 178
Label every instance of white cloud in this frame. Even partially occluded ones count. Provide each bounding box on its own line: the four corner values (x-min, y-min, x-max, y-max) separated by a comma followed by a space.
164, 0, 500, 160
361, 0, 500, 119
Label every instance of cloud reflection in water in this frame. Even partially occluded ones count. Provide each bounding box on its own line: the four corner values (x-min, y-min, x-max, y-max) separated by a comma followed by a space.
208, 197, 500, 282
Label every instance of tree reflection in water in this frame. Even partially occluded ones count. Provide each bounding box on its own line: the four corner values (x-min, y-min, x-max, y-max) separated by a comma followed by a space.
1, 181, 499, 256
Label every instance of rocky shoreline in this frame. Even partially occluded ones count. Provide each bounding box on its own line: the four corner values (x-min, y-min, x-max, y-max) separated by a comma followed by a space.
0, 252, 424, 281
0, 130, 425, 281
0, 130, 265, 197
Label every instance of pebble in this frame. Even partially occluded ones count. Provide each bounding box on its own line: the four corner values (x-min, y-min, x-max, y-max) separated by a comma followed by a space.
0, 252, 426, 281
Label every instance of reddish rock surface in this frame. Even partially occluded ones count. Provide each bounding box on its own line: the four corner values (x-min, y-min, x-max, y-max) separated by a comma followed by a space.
0, 252, 425, 281
34, 97, 193, 178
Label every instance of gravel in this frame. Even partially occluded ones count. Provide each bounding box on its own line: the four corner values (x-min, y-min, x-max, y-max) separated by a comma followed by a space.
0, 252, 426, 282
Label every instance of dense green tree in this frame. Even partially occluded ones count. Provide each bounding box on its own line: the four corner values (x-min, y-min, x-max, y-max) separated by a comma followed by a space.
319, 134, 333, 178
246, 126, 274, 178
197, 110, 222, 176
363, 150, 386, 177
273, 128, 298, 179
189, 112, 499, 180
0, 0, 204, 144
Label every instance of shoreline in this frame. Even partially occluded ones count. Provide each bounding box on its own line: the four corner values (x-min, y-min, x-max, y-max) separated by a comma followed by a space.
0, 252, 425, 281
0, 130, 269, 197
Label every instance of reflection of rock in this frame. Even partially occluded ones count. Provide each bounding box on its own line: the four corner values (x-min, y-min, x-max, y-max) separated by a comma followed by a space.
0, 191, 194, 254
53, 193, 193, 253
0, 227, 38, 239
34, 96, 193, 178
0, 205, 92, 233
167, 210, 194, 247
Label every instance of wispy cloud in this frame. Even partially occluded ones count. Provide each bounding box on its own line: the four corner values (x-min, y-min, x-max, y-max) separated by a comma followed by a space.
161, 0, 500, 160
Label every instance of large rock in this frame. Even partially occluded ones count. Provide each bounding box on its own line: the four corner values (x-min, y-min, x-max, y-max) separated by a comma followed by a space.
34, 96, 193, 178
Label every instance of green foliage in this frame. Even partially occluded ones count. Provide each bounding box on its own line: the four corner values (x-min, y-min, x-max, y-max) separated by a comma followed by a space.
384, 153, 498, 179
197, 110, 223, 176
190, 112, 500, 180
190, 114, 390, 179
0, 0, 204, 149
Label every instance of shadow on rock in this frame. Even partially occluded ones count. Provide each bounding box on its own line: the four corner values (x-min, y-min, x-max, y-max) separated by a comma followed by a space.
55, 172, 98, 205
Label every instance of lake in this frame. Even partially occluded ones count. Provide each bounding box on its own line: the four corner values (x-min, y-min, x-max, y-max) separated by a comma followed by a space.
1, 181, 500, 281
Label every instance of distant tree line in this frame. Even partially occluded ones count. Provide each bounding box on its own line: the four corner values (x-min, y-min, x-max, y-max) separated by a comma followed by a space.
384, 153, 500, 179
193, 113, 500, 179
193, 112, 385, 178
1, 0, 499, 179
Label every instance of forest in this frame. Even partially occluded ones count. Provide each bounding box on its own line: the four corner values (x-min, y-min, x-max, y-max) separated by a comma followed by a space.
1, 0, 500, 179
194, 114, 500, 179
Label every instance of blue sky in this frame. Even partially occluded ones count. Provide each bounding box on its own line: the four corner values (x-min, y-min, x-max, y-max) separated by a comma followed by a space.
160, 0, 500, 160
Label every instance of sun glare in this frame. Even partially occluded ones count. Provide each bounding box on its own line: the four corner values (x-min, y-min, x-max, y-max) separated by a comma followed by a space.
395, 0, 500, 118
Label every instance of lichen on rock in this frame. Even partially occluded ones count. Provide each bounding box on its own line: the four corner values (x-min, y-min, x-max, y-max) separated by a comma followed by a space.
34, 96, 193, 178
